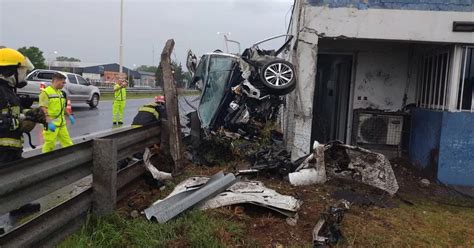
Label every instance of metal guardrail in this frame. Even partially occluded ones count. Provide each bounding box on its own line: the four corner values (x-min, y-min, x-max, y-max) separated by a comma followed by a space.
99, 87, 164, 94
98, 87, 200, 95
0, 124, 161, 247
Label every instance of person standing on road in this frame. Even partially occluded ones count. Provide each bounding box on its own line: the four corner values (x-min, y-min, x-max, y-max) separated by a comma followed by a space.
112, 79, 127, 125
0, 47, 39, 164
39, 73, 75, 153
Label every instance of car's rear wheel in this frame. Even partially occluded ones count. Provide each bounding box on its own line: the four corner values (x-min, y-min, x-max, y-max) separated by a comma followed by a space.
89, 94, 100, 109
259, 59, 296, 95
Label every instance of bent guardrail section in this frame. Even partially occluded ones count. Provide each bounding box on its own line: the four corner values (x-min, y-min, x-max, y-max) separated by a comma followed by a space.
0, 124, 161, 247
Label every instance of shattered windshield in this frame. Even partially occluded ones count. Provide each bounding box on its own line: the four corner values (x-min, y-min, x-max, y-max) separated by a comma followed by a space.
198, 55, 235, 128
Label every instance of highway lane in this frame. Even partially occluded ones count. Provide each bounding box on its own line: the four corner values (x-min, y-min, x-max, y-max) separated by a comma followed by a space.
23, 98, 154, 149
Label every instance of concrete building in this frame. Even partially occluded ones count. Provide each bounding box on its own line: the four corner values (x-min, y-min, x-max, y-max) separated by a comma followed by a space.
82, 63, 141, 86
137, 71, 156, 87
284, 0, 473, 185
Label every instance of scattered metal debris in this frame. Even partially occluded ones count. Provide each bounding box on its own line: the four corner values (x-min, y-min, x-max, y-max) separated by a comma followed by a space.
199, 180, 301, 217
144, 171, 237, 223
145, 173, 301, 222
143, 147, 173, 181
325, 143, 399, 195
312, 200, 351, 248
420, 178, 430, 188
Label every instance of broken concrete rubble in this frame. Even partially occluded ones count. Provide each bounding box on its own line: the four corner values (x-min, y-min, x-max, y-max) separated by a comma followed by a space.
289, 142, 327, 186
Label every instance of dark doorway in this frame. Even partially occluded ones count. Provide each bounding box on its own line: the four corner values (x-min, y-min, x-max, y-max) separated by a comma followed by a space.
311, 54, 353, 146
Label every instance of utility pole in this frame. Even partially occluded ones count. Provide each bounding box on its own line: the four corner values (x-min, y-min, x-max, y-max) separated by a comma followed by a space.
119, 0, 124, 74
152, 45, 155, 66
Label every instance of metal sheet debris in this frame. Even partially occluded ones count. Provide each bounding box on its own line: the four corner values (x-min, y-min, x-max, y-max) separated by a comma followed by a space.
145, 174, 301, 220
199, 180, 301, 217
144, 171, 237, 223
312, 200, 351, 248
143, 147, 173, 181
325, 143, 399, 195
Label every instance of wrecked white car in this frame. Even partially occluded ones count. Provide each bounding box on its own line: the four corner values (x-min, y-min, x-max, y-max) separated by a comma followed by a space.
187, 35, 296, 138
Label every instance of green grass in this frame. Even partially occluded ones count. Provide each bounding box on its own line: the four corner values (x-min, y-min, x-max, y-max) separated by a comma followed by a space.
59, 210, 245, 248
341, 197, 474, 247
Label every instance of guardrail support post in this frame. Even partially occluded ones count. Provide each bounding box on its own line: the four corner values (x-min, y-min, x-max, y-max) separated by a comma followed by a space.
92, 138, 117, 216
161, 39, 184, 172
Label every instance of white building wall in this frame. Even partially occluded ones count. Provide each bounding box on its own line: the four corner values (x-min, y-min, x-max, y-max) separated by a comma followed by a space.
303, 5, 474, 44
353, 49, 415, 110
82, 73, 101, 81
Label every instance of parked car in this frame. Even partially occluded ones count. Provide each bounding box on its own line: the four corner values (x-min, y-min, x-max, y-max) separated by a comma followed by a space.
17, 69, 101, 109
187, 35, 296, 138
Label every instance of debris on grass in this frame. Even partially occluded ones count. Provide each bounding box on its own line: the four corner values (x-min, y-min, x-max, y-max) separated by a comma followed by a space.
145, 171, 301, 223
144, 171, 237, 223
312, 200, 351, 248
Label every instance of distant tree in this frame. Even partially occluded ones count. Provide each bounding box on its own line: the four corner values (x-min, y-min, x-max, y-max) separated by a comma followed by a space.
17, 46, 46, 69
136, 65, 157, 73
128, 76, 135, 88
155, 65, 163, 88
56, 56, 81, 62
155, 61, 191, 89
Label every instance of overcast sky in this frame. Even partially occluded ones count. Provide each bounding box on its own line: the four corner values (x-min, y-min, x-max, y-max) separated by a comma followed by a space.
0, 0, 294, 69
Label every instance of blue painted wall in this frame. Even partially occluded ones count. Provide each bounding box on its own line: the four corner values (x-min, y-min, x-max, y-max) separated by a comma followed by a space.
307, 0, 473, 12
410, 108, 474, 186
409, 108, 443, 170
438, 112, 474, 186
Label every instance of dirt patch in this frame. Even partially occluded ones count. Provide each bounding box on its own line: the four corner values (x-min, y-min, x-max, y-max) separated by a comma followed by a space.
115, 157, 474, 247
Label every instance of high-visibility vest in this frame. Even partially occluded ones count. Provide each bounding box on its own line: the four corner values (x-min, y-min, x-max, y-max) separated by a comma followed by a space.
131, 103, 161, 126
41, 86, 66, 127
114, 83, 126, 101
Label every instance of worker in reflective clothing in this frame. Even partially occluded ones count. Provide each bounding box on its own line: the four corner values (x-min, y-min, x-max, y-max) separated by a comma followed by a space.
0, 47, 37, 164
40, 73, 75, 153
112, 79, 127, 125
131, 95, 167, 128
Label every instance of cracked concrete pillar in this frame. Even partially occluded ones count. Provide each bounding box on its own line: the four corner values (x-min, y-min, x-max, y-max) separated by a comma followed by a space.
289, 29, 319, 160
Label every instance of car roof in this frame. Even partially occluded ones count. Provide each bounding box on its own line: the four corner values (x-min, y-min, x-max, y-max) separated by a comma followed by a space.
204, 52, 240, 59
33, 69, 80, 77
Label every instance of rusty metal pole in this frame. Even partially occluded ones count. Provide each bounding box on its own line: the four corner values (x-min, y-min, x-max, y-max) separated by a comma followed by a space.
160, 39, 184, 171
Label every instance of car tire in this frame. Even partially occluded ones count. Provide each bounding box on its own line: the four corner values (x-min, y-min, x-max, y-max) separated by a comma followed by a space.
89, 94, 100, 109
259, 59, 296, 94
21, 99, 34, 109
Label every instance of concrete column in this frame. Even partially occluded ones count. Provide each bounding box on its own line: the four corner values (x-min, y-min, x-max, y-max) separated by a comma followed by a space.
92, 139, 117, 216
447, 45, 463, 112
290, 30, 320, 160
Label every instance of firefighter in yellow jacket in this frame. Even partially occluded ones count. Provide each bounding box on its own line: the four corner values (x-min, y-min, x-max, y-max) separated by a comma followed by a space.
0, 47, 38, 164
39, 73, 75, 153
112, 79, 127, 125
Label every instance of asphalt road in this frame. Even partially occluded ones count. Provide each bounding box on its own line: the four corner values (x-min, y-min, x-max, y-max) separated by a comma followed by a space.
23, 98, 155, 149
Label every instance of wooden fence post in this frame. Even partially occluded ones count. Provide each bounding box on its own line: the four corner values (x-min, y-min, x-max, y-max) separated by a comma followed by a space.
92, 139, 117, 216
161, 39, 184, 171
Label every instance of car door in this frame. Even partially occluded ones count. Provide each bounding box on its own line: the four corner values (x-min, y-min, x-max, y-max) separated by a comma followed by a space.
65, 74, 85, 101
76, 75, 92, 98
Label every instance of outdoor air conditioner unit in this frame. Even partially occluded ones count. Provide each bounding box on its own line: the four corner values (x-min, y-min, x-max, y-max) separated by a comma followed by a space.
354, 111, 404, 147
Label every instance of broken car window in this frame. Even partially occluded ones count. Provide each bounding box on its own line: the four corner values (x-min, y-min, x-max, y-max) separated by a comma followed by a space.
198, 55, 235, 128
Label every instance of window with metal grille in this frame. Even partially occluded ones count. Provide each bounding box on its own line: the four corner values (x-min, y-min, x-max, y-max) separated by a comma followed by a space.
416, 48, 451, 110
457, 46, 474, 111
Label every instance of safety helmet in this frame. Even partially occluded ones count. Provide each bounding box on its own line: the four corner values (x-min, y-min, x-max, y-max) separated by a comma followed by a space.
0, 48, 34, 88
154, 95, 165, 103
0, 48, 34, 69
